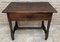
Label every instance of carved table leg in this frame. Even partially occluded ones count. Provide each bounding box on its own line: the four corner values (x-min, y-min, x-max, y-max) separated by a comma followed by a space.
13, 21, 18, 34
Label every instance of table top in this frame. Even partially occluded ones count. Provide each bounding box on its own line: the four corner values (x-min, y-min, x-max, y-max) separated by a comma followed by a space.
2, 2, 57, 13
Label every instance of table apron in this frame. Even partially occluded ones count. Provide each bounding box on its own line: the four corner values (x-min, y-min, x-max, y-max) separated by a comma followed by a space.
8, 13, 52, 21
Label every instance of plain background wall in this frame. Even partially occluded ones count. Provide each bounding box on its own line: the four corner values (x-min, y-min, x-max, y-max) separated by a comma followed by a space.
0, 0, 60, 26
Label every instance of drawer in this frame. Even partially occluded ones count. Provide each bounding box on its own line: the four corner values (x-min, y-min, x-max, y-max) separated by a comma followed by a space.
8, 13, 52, 20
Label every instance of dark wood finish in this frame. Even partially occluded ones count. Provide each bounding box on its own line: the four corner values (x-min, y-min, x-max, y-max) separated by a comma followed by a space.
2, 2, 57, 40
41, 21, 47, 40
2, 2, 57, 13
45, 16, 52, 40
8, 13, 52, 20
13, 21, 18, 34
7, 13, 14, 40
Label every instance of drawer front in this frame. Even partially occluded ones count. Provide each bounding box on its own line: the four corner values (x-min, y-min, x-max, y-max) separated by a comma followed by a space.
8, 13, 52, 20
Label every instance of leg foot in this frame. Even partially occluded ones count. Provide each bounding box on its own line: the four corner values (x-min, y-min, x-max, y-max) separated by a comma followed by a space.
45, 32, 48, 40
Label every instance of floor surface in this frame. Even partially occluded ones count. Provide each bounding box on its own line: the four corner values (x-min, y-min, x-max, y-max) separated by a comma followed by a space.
0, 24, 60, 42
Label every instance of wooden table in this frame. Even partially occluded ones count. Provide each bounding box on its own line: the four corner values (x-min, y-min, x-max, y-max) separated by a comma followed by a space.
2, 2, 57, 40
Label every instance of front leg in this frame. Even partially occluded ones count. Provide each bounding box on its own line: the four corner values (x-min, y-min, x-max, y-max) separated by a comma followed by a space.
45, 20, 51, 40
41, 21, 47, 40
9, 20, 14, 40
7, 14, 14, 40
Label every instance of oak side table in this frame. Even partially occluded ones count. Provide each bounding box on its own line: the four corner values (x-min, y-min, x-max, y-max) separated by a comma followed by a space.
2, 2, 57, 40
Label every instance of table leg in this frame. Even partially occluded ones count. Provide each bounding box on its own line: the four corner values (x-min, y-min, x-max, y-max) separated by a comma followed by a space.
7, 14, 14, 40
9, 20, 14, 40
45, 20, 51, 40
13, 21, 18, 34
41, 21, 46, 33
41, 21, 47, 40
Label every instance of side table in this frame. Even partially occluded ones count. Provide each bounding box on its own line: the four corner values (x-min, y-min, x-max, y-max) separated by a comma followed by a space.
2, 2, 57, 40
